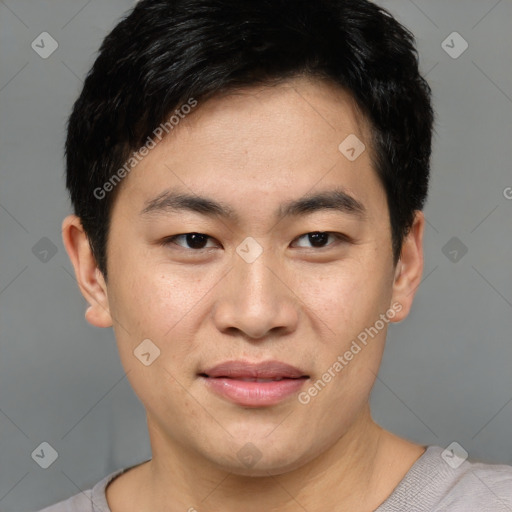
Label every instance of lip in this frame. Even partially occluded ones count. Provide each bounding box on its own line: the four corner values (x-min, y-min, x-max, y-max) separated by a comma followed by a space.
201, 360, 308, 379
199, 360, 310, 407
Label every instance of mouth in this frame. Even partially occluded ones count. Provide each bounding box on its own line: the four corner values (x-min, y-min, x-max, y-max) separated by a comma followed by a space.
200, 359, 309, 379
198, 360, 310, 407
199, 374, 308, 382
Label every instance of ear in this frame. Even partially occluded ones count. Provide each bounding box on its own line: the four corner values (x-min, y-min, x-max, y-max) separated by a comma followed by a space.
389, 210, 425, 323
61, 214, 113, 328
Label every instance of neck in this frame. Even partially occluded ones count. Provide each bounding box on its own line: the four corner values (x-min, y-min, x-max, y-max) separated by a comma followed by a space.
127, 404, 421, 512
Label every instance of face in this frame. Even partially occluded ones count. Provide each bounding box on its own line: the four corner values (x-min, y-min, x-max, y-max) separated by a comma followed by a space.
64, 76, 424, 477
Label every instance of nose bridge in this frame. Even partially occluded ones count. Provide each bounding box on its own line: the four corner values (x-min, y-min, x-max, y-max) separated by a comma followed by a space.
233, 245, 280, 310
212, 242, 298, 338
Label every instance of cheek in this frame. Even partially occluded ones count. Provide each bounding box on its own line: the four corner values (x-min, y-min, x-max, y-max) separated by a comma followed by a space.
298, 259, 390, 340
108, 259, 229, 391
106, 263, 208, 410
110, 247, 215, 338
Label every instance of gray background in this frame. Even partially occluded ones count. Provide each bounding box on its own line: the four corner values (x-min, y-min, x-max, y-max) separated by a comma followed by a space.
1, 0, 511, 510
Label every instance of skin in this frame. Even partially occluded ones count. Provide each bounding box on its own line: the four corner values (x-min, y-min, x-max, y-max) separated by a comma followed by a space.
62, 76, 426, 512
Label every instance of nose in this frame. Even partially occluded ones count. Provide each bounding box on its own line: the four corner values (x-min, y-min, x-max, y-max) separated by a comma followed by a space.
212, 249, 300, 340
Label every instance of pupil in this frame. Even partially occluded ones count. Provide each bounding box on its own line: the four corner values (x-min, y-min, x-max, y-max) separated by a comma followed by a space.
309, 232, 328, 247
187, 233, 207, 249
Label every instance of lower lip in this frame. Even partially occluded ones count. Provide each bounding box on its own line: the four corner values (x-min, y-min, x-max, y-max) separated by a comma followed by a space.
201, 376, 308, 407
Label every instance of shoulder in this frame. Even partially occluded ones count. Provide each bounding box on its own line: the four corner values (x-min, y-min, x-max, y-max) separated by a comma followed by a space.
377, 445, 512, 512
34, 466, 127, 512
35, 490, 95, 512
432, 447, 512, 511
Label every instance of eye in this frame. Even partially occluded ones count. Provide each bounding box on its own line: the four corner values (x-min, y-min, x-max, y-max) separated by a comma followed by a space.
161, 231, 349, 252
292, 231, 348, 249
161, 232, 219, 250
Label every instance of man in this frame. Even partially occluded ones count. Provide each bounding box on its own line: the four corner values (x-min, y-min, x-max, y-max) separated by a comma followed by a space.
40, 0, 512, 510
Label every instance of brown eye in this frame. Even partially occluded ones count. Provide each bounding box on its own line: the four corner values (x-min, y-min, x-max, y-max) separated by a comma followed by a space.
163, 233, 217, 250
293, 232, 346, 249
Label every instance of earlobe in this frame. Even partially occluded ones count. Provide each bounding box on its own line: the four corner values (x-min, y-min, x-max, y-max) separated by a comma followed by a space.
61, 214, 113, 328
85, 303, 112, 328
389, 211, 425, 323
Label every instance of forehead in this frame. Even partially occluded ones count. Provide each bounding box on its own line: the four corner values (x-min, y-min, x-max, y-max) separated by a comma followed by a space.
169, 77, 372, 166
112, 76, 385, 223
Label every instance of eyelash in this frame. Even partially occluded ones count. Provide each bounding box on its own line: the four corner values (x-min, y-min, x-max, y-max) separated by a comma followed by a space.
160, 231, 350, 251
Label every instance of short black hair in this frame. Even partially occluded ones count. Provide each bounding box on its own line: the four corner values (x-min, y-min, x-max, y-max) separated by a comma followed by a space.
65, 0, 434, 281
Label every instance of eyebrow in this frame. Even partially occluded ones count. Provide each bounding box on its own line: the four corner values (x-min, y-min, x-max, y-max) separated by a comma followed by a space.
140, 187, 366, 222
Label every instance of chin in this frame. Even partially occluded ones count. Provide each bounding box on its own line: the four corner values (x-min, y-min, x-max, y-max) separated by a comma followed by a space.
204, 440, 315, 477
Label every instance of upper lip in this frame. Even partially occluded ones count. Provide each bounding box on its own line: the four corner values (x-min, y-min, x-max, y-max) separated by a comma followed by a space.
201, 360, 309, 379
